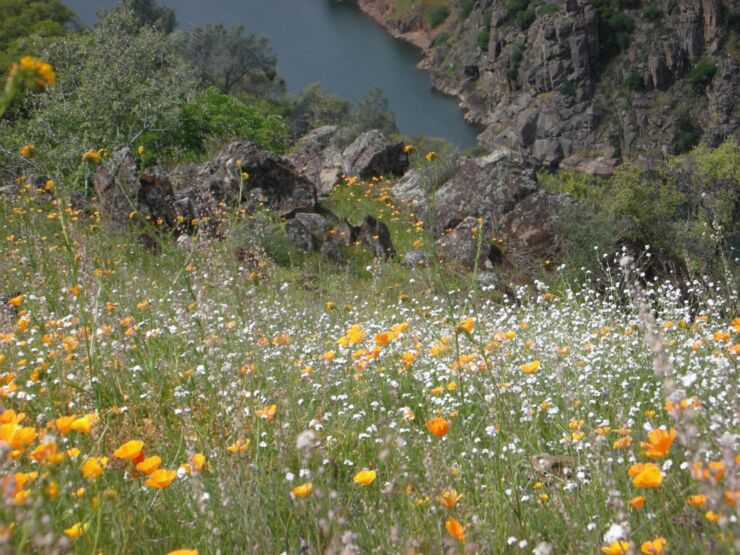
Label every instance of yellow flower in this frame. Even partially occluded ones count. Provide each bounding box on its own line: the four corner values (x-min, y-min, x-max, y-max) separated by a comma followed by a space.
640, 537, 667, 554
255, 404, 277, 420
167, 550, 198, 555
292, 482, 313, 497
113, 440, 144, 461
353, 469, 376, 486
456, 317, 474, 334
81, 457, 107, 479
628, 495, 645, 509
519, 360, 541, 374
612, 436, 632, 449
438, 489, 462, 508
630, 463, 663, 488
7, 295, 23, 307
445, 518, 465, 542
19, 144, 35, 158
30, 441, 57, 462
136, 456, 162, 475
687, 494, 707, 508
227, 439, 250, 453
705, 510, 721, 523
601, 541, 631, 555
137, 145, 145, 154
63, 522, 88, 539
425, 151, 437, 162
144, 469, 177, 489
71, 413, 98, 434
403, 144, 415, 154
190, 453, 206, 472
425, 417, 451, 438
640, 428, 676, 459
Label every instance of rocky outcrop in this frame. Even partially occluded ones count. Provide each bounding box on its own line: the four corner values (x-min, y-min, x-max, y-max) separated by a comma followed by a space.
284, 126, 343, 197
425, 151, 537, 235
93, 147, 139, 227
341, 130, 409, 179
358, 0, 739, 173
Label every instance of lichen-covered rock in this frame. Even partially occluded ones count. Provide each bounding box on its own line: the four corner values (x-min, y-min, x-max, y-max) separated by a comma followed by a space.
355, 215, 396, 259
341, 130, 409, 179
427, 151, 537, 235
284, 126, 343, 197
93, 147, 138, 226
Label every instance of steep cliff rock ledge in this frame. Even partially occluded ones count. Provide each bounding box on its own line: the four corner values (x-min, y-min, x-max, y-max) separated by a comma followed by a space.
355, 0, 739, 173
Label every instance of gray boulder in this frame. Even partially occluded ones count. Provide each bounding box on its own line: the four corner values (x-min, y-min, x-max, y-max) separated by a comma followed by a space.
284, 126, 343, 197
93, 147, 138, 227
341, 130, 409, 179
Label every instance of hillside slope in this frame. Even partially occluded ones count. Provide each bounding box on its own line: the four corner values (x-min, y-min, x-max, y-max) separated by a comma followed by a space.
356, 0, 739, 172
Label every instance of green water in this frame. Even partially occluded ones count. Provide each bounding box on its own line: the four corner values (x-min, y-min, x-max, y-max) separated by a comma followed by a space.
64, 0, 480, 147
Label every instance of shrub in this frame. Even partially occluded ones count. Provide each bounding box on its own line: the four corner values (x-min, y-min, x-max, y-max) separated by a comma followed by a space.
432, 31, 451, 47
505, 0, 529, 15
624, 72, 645, 91
426, 6, 450, 28
516, 8, 536, 30
558, 81, 576, 96
686, 59, 717, 91
588, 3, 635, 64
477, 12, 491, 50
458, 0, 476, 18
508, 43, 526, 80
539, 3, 559, 15
3, 9, 197, 178
643, 5, 661, 21
145, 86, 287, 162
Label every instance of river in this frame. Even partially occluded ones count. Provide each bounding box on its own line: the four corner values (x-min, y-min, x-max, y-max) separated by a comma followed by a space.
63, 0, 480, 147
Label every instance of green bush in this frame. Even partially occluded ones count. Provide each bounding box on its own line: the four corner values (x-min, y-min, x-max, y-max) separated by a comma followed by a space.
2, 9, 196, 178
458, 0, 476, 18
686, 59, 717, 91
144, 86, 287, 162
588, 2, 635, 64
624, 72, 645, 91
539, 3, 559, 15
477, 12, 491, 50
507, 43, 526, 80
516, 8, 536, 30
643, 5, 661, 21
505, 0, 529, 15
558, 81, 576, 96
426, 6, 450, 28
432, 31, 451, 46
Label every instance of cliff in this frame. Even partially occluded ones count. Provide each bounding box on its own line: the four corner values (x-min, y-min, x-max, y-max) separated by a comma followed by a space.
356, 0, 739, 172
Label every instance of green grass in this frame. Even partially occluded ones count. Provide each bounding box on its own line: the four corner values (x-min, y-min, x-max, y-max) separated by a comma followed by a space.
0, 170, 736, 554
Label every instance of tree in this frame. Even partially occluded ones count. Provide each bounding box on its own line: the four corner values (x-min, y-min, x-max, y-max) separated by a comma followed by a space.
286, 82, 350, 139
2, 8, 196, 178
114, 0, 177, 33
0, 0, 78, 76
350, 86, 397, 136
179, 24, 282, 97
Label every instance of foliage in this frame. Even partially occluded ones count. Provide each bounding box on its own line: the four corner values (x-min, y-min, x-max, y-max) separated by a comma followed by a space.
558, 80, 576, 96
140, 87, 288, 164
432, 31, 451, 46
507, 43, 526, 80
458, 0, 476, 18
515, 8, 536, 30
110, 0, 177, 33
673, 115, 701, 154
0, 0, 76, 77
426, 5, 450, 28
539, 3, 559, 15
1, 9, 196, 178
476, 16, 490, 51
543, 139, 739, 280
350, 86, 398, 137
505, 0, 529, 15
624, 72, 645, 91
686, 59, 717, 91
588, 2, 636, 64
177, 23, 283, 98
284, 82, 350, 140
643, 5, 661, 22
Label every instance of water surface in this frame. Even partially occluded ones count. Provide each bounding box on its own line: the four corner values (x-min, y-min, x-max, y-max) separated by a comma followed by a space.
64, 0, 480, 147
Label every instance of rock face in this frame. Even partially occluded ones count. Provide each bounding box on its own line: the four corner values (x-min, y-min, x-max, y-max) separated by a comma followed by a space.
357, 0, 739, 172
356, 215, 396, 259
283, 126, 343, 197
435, 216, 486, 269
341, 130, 409, 179
425, 151, 537, 235
93, 148, 139, 227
